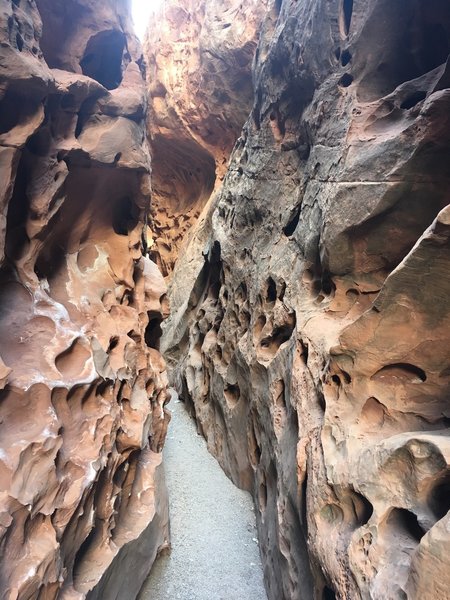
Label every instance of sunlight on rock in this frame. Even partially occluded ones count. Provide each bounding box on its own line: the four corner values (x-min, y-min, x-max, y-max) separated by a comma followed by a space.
132, 0, 164, 39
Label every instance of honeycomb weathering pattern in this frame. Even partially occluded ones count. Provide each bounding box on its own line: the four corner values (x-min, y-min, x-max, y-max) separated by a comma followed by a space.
157, 0, 450, 598
0, 0, 170, 597
145, 0, 269, 277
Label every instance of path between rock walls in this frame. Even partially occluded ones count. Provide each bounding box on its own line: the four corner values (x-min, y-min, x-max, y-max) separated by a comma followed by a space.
138, 391, 267, 600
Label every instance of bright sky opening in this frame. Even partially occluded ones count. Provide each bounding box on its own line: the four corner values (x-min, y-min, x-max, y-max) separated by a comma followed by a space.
132, 0, 163, 40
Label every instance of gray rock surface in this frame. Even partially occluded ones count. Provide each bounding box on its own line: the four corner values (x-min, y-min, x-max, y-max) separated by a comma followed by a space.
159, 0, 450, 598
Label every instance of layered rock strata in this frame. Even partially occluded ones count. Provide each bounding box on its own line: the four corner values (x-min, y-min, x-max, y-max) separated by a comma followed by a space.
145, 0, 269, 276
160, 0, 450, 598
0, 1, 170, 598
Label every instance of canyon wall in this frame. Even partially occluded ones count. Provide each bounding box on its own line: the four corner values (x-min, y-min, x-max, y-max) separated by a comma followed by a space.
158, 0, 450, 598
0, 1, 170, 598
145, 0, 269, 276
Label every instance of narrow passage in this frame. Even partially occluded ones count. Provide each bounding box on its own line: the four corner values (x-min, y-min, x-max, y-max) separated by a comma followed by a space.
139, 392, 267, 600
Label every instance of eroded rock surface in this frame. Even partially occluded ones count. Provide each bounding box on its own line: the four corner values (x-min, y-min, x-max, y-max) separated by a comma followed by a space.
145, 0, 269, 276
161, 0, 450, 598
0, 1, 170, 598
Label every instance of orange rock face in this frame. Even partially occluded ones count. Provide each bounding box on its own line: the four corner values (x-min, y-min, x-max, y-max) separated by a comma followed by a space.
159, 0, 450, 598
145, 0, 269, 276
0, 1, 170, 598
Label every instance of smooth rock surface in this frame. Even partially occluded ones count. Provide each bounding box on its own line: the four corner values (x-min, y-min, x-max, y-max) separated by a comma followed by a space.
139, 393, 267, 600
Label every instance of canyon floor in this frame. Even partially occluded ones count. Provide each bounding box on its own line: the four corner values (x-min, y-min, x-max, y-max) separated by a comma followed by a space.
138, 392, 267, 600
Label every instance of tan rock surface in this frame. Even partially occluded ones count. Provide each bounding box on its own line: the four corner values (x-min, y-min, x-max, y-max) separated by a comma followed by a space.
0, 1, 169, 598
160, 0, 450, 598
145, 0, 269, 276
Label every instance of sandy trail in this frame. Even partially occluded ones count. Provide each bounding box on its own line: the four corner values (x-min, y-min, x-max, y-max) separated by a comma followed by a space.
139, 393, 267, 600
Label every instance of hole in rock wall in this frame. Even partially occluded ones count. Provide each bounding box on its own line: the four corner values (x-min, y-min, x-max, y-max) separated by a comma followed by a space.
193, 241, 223, 310
339, 73, 354, 87
15, 32, 23, 51
371, 363, 427, 383
7, 117, 65, 265
260, 319, 296, 358
428, 474, 450, 521
248, 417, 262, 468
107, 336, 119, 352
266, 277, 277, 303
323, 585, 337, 600
35, 246, 66, 282
112, 197, 138, 236
300, 470, 309, 535
330, 368, 351, 386
387, 508, 426, 542
321, 272, 335, 296
400, 91, 427, 110
299, 340, 309, 364
352, 490, 374, 526
80, 30, 126, 90
224, 383, 240, 409
97, 380, 113, 398
340, 49, 352, 66
317, 390, 326, 412
283, 205, 301, 236
145, 315, 163, 350
342, 0, 353, 36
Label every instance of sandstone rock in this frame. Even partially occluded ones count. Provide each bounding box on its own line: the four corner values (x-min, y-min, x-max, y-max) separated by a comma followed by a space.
0, 1, 169, 598
160, 0, 450, 598
145, 0, 269, 276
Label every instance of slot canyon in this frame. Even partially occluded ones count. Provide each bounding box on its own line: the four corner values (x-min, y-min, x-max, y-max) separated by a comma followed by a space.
0, 0, 449, 598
